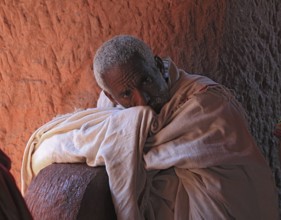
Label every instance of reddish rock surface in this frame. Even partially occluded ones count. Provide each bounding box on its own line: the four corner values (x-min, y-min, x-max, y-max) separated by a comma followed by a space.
0, 0, 280, 212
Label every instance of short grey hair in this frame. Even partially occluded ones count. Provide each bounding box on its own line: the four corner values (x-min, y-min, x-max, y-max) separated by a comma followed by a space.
93, 35, 155, 91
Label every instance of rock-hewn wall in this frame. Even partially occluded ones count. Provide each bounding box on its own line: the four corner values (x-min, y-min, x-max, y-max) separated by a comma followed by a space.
0, 0, 280, 211
217, 1, 281, 210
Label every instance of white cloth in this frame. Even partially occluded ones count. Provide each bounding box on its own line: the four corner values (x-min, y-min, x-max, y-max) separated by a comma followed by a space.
21, 59, 279, 220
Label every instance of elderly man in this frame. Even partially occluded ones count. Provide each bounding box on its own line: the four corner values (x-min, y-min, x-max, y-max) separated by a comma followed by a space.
22, 35, 279, 219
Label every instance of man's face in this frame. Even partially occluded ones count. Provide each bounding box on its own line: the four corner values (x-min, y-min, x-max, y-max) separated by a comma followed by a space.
103, 56, 170, 113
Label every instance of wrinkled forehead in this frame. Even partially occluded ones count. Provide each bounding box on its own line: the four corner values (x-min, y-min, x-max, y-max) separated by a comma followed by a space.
103, 61, 143, 91
103, 55, 150, 84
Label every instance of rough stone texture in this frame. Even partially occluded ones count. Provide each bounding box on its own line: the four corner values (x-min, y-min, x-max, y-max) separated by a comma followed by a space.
217, 1, 281, 212
0, 0, 280, 212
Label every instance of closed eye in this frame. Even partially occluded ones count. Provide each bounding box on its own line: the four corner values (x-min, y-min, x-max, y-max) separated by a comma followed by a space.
121, 90, 132, 99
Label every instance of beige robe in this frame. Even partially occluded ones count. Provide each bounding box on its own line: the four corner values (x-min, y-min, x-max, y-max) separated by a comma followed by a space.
21, 59, 279, 220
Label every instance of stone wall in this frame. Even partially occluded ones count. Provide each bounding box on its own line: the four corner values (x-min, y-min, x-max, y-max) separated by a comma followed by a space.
0, 0, 280, 211
217, 1, 281, 211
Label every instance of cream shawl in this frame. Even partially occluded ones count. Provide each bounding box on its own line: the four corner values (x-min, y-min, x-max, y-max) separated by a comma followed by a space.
21, 59, 279, 220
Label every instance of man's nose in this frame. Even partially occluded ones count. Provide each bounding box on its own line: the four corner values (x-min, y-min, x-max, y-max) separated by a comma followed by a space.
134, 90, 150, 106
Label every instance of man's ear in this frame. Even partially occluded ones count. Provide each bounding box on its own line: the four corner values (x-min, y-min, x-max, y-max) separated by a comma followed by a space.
104, 91, 118, 105
154, 55, 164, 74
